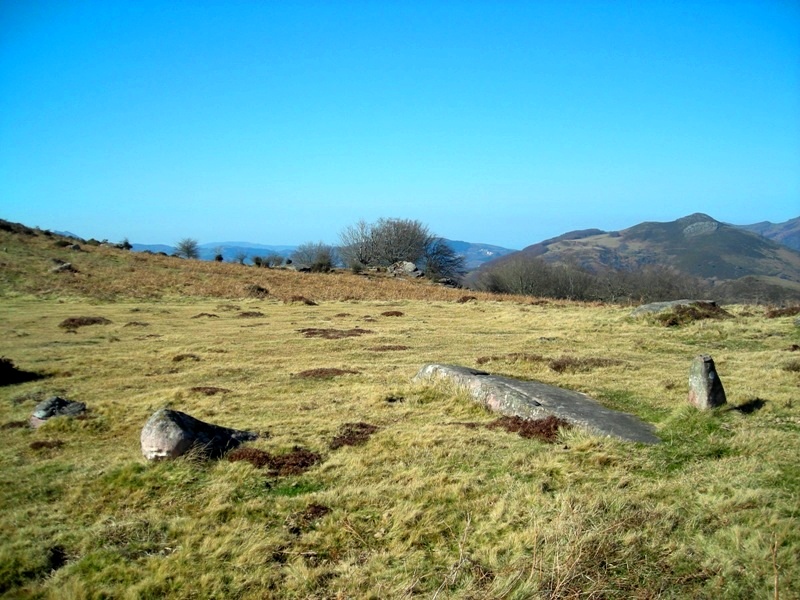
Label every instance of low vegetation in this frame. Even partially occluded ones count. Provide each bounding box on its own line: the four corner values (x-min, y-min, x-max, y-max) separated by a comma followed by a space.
0, 224, 799, 598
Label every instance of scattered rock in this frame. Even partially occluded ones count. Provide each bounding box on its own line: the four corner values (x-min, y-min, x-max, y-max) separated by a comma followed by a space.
140, 408, 258, 460
50, 262, 78, 273
388, 261, 423, 278
414, 364, 660, 444
67, 244, 82, 251
329, 422, 379, 449
688, 355, 727, 410
29, 396, 86, 428
58, 316, 111, 330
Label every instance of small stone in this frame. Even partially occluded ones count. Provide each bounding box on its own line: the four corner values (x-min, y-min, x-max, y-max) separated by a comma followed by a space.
140, 408, 258, 460
50, 262, 77, 273
688, 355, 726, 409
30, 396, 86, 428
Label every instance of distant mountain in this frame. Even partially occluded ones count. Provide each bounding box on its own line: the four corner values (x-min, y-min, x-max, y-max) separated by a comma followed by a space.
443, 239, 517, 270
737, 217, 800, 252
480, 213, 800, 301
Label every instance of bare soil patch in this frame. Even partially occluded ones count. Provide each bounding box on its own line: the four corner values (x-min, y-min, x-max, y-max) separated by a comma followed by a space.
457, 295, 477, 303
548, 356, 623, 373
191, 313, 219, 319
172, 353, 200, 362
189, 386, 231, 395
58, 316, 112, 330
370, 345, 410, 352
765, 306, 800, 318
227, 446, 322, 475
1, 420, 27, 429
216, 304, 241, 311
245, 284, 269, 298
476, 353, 545, 366
381, 310, 404, 317
287, 503, 331, 535
287, 295, 317, 306
330, 422, 380, 450
299, 328, 373, 340
333, 313, 352, 317
123, 321, 150, 327
295, 368, 359, 379
237, 311, 265, 318
487, 415, 572, 443
30, 439, 65, 450
788, 344, 800, 352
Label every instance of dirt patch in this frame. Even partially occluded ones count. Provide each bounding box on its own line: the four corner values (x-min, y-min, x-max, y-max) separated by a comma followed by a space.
123, 321, 150, 327
189, 386, 231, 395
295, 368, 359, 379
330, 422, 380, 450
191, 313, 219, 319
58, 316, 112, 330
227, 447, 272, 468
788, 345, 800, 352
549, 356, 622, 373
381, 310, 404, 317
268, 447, 323, 476
370, 345, 410, 352
783, 359, 800, 373
30, 439, 65, 450
655, 302, 733, 327
286, 503, 331, 535
216, 304, 241, 311
334, 313, 352, 317
245, 284, 269, 298
1, 357, 47, 386
476, 353, 545, 366
457, 295, 477, 303
299, 328, 373, 339
384, 395, 404, 403
487, 415, 572, 443
1, 420, 27, 429
288, 296, 318, 306
237, 311, 265, 318
172, 353, 200, 362
766, 306, 800, 318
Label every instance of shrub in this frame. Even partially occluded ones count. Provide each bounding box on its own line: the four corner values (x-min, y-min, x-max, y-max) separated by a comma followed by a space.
175, 238, 200, 259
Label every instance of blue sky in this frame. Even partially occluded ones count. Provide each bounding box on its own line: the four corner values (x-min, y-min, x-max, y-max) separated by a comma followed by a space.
1, 1, 798, 248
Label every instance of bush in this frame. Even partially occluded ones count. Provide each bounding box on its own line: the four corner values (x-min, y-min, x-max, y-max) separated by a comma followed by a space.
291, 242, 336, 272
175, 238, 200, 260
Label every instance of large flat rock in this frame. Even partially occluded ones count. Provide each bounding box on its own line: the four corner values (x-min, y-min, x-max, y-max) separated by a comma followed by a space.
414, 364, 660, 444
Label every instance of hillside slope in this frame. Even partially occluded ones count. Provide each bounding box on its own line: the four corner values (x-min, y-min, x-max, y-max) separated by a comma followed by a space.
738, 216, 800, 252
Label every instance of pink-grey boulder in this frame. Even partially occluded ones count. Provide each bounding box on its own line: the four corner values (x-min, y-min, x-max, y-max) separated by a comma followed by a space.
141, 408, 258, 460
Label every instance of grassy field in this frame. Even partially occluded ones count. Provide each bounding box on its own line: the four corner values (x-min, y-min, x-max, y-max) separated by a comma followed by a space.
1, 229, 799, 598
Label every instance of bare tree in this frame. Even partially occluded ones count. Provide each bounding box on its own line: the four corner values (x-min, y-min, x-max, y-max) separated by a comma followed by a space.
423, 238, 466, 282
175, 238, 200, 259
291, 242, 336, 272
371, 218, 433, 266
338, 219, 375, 271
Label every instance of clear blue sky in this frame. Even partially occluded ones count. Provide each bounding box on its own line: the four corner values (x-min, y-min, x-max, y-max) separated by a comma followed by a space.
1, 1, 798, 248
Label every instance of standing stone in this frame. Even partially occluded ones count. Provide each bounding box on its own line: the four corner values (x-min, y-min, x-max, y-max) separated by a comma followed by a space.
688, 355, 726, 409
141, 408, 258, 460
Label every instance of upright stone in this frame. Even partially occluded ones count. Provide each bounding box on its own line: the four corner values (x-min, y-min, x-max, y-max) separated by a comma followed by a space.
688, 355, 726, 409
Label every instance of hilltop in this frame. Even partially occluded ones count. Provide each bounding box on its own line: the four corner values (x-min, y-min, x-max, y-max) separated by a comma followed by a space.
480, 213, 800, 303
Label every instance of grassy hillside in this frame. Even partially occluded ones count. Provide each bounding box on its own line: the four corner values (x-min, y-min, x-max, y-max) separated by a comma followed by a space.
1, 221, 799, 598
495, 214, 800, 301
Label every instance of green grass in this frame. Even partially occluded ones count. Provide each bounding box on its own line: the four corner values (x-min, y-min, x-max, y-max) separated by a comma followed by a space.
1, 237, 799, 598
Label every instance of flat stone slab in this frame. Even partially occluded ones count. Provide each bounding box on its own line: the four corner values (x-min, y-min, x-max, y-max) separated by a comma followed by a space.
414, 364, 660, 444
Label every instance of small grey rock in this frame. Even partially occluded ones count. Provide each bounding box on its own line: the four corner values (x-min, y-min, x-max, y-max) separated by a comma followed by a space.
30, 396, 86, 428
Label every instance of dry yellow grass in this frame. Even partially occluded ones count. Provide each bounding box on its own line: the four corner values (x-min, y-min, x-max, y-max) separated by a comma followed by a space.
1, 228, 799, 598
